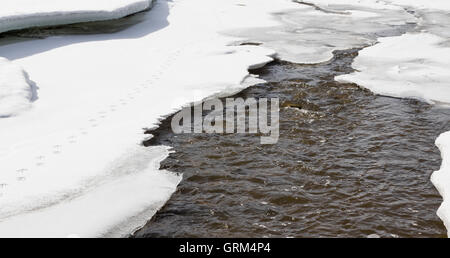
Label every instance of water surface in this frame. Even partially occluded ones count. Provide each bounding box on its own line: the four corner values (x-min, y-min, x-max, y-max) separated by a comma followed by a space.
135, 49, 449, 238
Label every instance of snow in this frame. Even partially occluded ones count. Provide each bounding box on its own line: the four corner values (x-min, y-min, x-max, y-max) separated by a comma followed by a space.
0, 57, 34, 117
0, 0, 155, 34
331, 0, 450, 236
0, 0, 288, 237
384, 0, 450, 11
0, 146, 182, 238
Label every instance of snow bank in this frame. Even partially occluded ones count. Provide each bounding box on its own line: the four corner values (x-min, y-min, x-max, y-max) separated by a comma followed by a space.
307, 0, 450, 12
0, 0, 154, 34
0, 57, 33, 117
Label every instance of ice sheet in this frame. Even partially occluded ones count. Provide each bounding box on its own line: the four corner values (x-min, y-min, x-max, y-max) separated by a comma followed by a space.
330, 0, 450, 236
0, 0, 155, 34
225, 0, 417, 63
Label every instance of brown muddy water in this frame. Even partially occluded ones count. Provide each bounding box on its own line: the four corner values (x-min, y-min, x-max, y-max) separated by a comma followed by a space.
134, 49, 450, 238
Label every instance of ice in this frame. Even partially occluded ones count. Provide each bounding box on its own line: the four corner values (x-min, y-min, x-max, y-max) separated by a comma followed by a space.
226, 0, 416, 63
0, 146, 181, 238
1, 0, 450, 237
384, 0, 450, 11
432, 132, 450, 237
0, 0, 155, 34
0, 57, 34, 117
336, 32, 450, 104
251, 0, 450, 236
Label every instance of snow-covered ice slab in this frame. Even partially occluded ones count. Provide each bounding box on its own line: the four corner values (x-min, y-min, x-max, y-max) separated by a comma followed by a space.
0, 0, 155, 34
331, 0, 450, 236
336, 32, 450, 104
384, 0, 450, 12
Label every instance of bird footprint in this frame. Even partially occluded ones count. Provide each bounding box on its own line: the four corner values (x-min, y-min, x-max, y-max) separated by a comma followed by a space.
16, 168, 28, 174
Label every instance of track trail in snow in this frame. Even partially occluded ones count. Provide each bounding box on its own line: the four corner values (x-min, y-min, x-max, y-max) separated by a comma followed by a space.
0, 43, 188, 209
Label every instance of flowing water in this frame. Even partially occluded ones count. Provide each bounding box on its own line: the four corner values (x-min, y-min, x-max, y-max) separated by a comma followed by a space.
134, 49, 450, 238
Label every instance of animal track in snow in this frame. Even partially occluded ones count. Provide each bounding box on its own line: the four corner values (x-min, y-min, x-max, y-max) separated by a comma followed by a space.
9, 46, 185, 182
53, 145, 62, 154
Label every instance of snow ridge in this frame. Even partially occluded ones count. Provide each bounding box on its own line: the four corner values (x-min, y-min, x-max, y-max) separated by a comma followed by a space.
0, 0, 155, 34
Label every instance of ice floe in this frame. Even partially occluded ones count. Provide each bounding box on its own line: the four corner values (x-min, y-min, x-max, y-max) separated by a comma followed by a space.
226, 0, 416, 63
432, 132, 450, 237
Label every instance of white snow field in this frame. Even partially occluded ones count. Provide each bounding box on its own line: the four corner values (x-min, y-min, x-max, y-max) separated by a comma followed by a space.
433, 132, 450, 236
0, 0, 450, 237
0, 0, 155, 34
